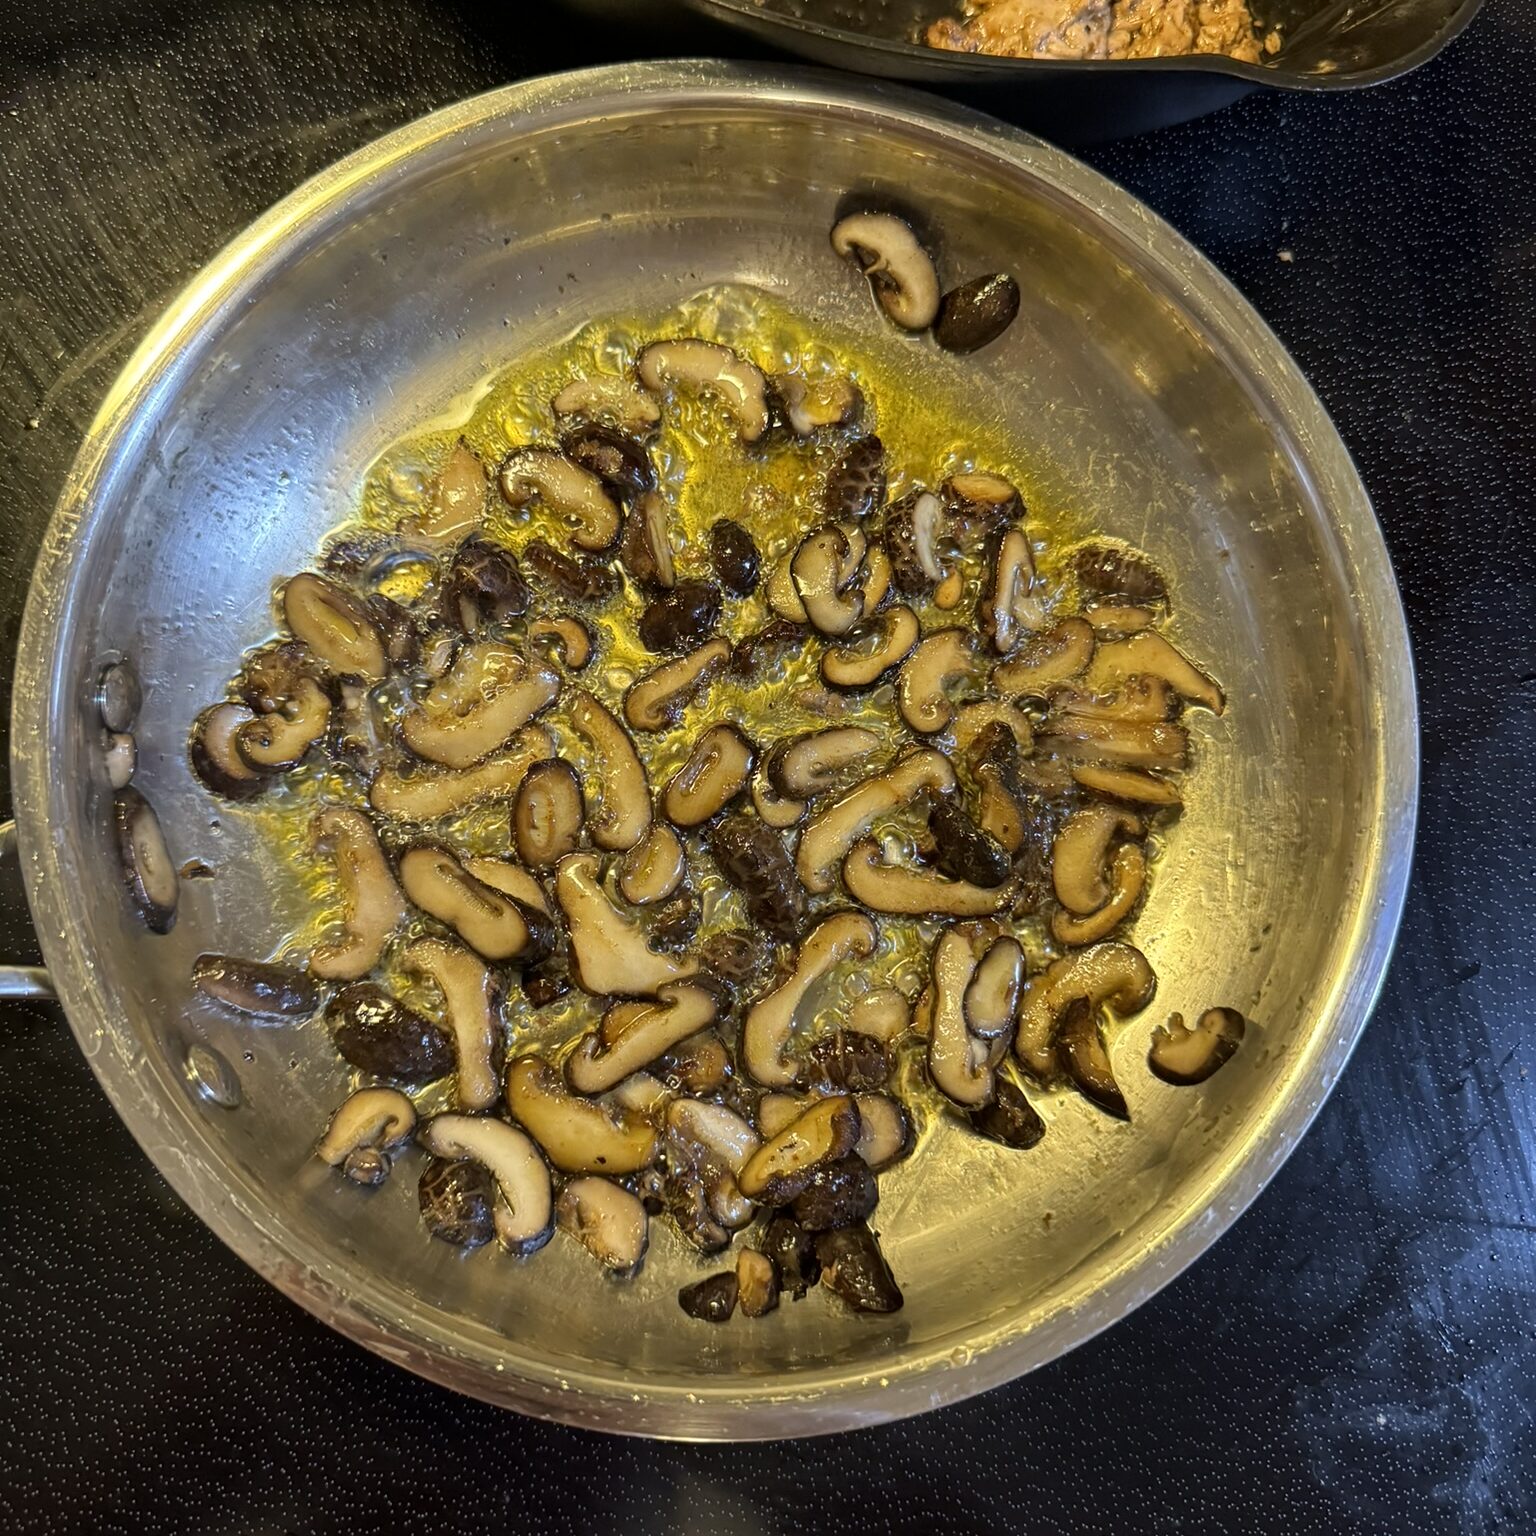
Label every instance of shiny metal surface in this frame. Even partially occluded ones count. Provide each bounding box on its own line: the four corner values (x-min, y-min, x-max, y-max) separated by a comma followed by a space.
10, 62, 1416, 1439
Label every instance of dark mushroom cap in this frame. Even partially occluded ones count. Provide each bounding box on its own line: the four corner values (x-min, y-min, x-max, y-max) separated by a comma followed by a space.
327, 982, 455, 1084
418, 1157, 496, 1249
816, 1223, 903, 1313
790, 1155, 880, 1232
678, 1271, 739, 1323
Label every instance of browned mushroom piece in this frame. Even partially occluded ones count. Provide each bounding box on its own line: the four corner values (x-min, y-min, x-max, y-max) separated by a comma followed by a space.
557, 1178, 650, 1276
523, 540, 621, 603
969, 1077, 1046, 1149
190, 702, 270, 800
678, 1272, 739, 1323
418, 1157, 496, 1248
316, 1086, 417, 1177
663, 724, 755, 827
934, 274, 1020, 354
1051, 843, 1147, 946
618, 823, 687, 906
842, 839, 1016, 917
233, 676, 331, 773
791, 525, 866, 637
847, 987, 912, 1045
764, 553, 810, 623
1052, 805, 1145, 914
820, 604, 920, 690
658, 1032, 731, 1096
1148, 1007, 1246, 1085
830, 212, 940, 331
637, 339, 769, 442
1070, 763, 1183, 808
1085, 604, 1156, 639
1015, 941, 1157, 1082
926, 928, 992, 1108
897, 628, 981, 734
398, 844, 551, 964
560, 422, 655, 505
623, 637, 731, 733
791, 1154, 880, 1233
767, 726, 881, 802
884, 490, 950, 595
1081, 630, 1226, 715
984, 526, 1046, 654
566, 981, 719, 1093
750, 769, 807, 830
798, 1030, 892, 1094
506, 1056, 657, 1174
737, 1096, 860, 1204
928, 798, 1012, 888
736, 1248, 780, 1318
412, 439, 489, 542
993, 616, 1094, 698
281, 573, 388, 683
816, 1223, 903, 1313
639, 580, 723, 655
437, 535, 530, 633
461, 856, 550, 915
823, 434, 886, 523
327, 982, 454, 1083
512, 759, 585, 869
775, 371, 863, 436
965, 936, 1025, 1050
402, 939, 503, 1112
403, 641, 560, 769
1055, 997, 1129, 1120
1037, 710, 1189, 772
704, 814, 807, 942
708, 518, 761, 596
192, 954, 318, 1019
566, 689, 652, 853
309, 808, 407, 981
499, 446, 621, 552
1071, 541, 1168, 605
527, 615, 593, 671
554, 853, 699, 997
369, 725, 554, 821
552, 373, 661, 437
417, 1113, 553, 1256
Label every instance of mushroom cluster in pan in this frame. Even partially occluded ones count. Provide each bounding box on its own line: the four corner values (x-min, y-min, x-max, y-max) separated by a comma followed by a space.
148, 212, 1247, 1325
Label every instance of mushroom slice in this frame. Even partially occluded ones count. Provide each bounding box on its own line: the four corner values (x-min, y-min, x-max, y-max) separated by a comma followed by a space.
190, 702, 269, 799
623, 637, 731, 733
934, 274, 1021, 354
498, 446, 621, 552
417, 1114, 553, 1256
927, 929, 992, 1107
552, 373, 661, 437
656, 1030, 730, 1095
527, 615, 593, 671
830, 212, 940, 330
310, 808, 407, 980
1070, 764, 1183, 808
743, 911, 878, 1088
567, 982, 719, 1094
1082, 630, 1226, 715
369, 725, 554, 820
561, 422, 656, 505
1051, 844, 1147, 946
1056, 997, 1129, 1119
768, 726, 881, 801
817, 1223, 903, 1314
790, 526, 866, 637
796, 749, 957, 894
1085, 604, 1155, 639
192, 954, 318, 1019
765, 555, 809, 623
970, 1078, 1046, 1149
965, 936, 1025, 1043
736, 1248, 780, 1318
506, 1056, 657, 1174
928, 798, 1012, 888
1072, 541, 1168, 605
327, 982, 455, 1083
402, 641, 560, 769
994, 617, 1095, 699
950, 700, 1034, 760
1052, 676, 1176, 724
1053, 805, 1145, 914
512, 759, 585, 869
1015, 941, 1157, 1081
460, 856, 550, 914
440, 535, 531, 632
886, 490, 950, 594
317, 1086, 416, 1172
554, 853, 699, 997
945, 471, 1024, 532
854, 1094, 915, 1170
705, 815, 808, 941
281, 573, 388, 683
986, 528, 1047, 653
755, 1092, 806, 1140
843, 839, 1015, 917
619, 490, 677, 593
663, 723, 755, 827
897, 628, 981, 734
847, 986, 911, 1044
233, 676, 331, 772
398, 844, 548, 963
678, 1272, 738, 1322
567, 690, 652, 852
557, 1177, 650, 1276
636, 339, 770, 443
402, 938, 502, 1111
738, 1096, 860, 1203
113, 787, 178, 933
413, 439, 488, 542
823, 434, 886, 523
1038, 714, 1189, 772
668, 1098, 761, 1175
860, 541, 893, 612
1148, 1007, 1246, 1085
618, 823, 686, 905
751, 770, 807, 829
820, 604, 920, 690
776, 371, 863, 436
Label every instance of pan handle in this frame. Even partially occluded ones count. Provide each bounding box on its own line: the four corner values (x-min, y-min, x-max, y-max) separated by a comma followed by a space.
0, 820, 56, 1001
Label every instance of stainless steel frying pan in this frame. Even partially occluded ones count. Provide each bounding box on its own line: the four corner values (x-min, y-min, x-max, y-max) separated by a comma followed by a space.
7, 62, 1416, 1438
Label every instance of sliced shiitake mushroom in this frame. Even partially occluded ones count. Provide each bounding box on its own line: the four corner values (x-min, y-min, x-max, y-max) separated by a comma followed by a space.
506, 1056, 657, 1174
668, 1098, 761, 1179
798, 1030, 891, 1094
527, 615, 593, 671
736, 1248, 780, 1318
791, 525, 865, 637
823, 434, 886, 522
552, 373, 661, 437
965, 936, 1024, 1046
190, 702, 269, 799
762, 1213, 821, 1299
418, 1157, 495, 1248
994, 617, 1094, 699
776, 371, 863, 436
768, 726, 880, 801
623, 637, 731, 733
737, 1095, 860, 1203
705, 814, 807, 941
1148, 1007, 1246, 1085
309, 808, 406, 980
636, 339, 770, 442
934, 273, 1021, 354
765, 554, 809, 623
557, 1177, 650, 1276
316, 1086, 416, 1174
512, 759, 585, 869
897, 628, 981, 734
524, 539, 621, 603
417, 1113, 553, 1257
821, 604, 920, 691
233, 676, 331, 772
743, 911, 877, 1088
950, 700, 1034, 760
792, 1155, 879, 1232
619, 490, 676, 593
1070, 763, 1182, 808
816, 1222, 903, 1313
560, 422, 655, 504
639, 580, 722, 654
192, 954, 318, 1018
567, 689, 652, 852
398, 844, 549, 963
327, 982, 454, 1083
369, 725, 554, 821
796, 748, 956, 895
414, 439, 488, 542
499, 446, 621, 553
1071, 541, 1168, 604
985, 527, 1045, 654
566, 982, 719, 1094
663, 723, 755, 827
926, 929, 991, 1108
847, 986, 911, 1044
732, 616, 805, 680
1052, 804, 1144, 914
618, 823, 686, 905
678, 1272, 738, 1323
113, 787, 178, 934
1052, 843, 1147, 946
439, 535, 530, 632
709, 519, 760, 596
1081, 630, 1226, 715
97, 657, 141, 733
1085, 604, 1155, 639
461, 857, 550, 914
554, 853, 699, 997
1056, 997, 1129, 1120
830, 212, 940, 331
885, 490, 949, 595
401, 641, 560, 769
751, 769, 807, 830
1015, 941, 1157, 1081
928, 798, 1012, 889
282, 573, 387, 683
842, 839, 1015, 918
854, 1093, 915, 1170
402, 938, 502, 1112
1037, 713, 1189, 772
655, 1031, 731, 1095
969, 1077, 1046, 1149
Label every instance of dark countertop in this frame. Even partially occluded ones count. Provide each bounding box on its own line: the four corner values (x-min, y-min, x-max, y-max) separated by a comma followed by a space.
2, 2, 1533, 1531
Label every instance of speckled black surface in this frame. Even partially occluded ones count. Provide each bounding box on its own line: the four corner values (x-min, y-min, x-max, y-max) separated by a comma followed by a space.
2, 2, 1533, 1531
